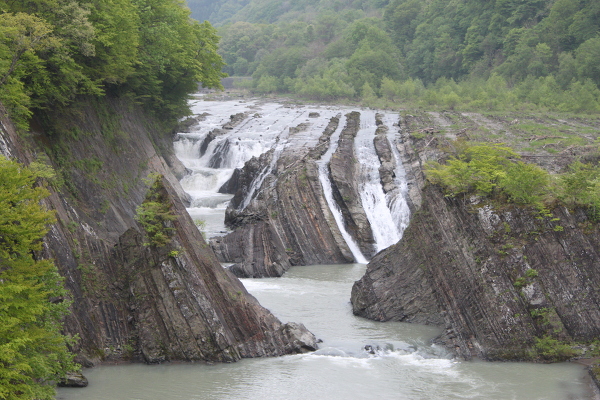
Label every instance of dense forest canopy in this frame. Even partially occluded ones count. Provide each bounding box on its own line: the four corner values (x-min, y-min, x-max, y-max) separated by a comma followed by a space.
0, 0, 226, 128
209, 0, 600, 112
185, 0, 387, 26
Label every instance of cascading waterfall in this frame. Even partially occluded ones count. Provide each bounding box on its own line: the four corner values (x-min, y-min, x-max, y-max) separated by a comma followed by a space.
382, 114, 411, 237
354, 110, 402, 252
175, 103, 285, 237
238, 129, 291, 211
174, 100, 314, 237
317, 115, 368, 264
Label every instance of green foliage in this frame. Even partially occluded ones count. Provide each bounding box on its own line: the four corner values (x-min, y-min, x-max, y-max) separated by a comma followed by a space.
525, 269, 539, 278
500, 161, 550, 206
135, 174, 176, 247
425, 143, 517, 196
426, 143, 552, 209
514, 269, 539, 289
559, 161, 600, 220
214, 0, 600, 113
0, 0, 227, 127
193, 218, 207, 239
532, 336, 579, 361
0, 158, 75, 400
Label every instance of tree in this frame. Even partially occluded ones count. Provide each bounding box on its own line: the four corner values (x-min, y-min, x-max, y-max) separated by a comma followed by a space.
0, 13, 59, 126
0, 158, 75, 400
126, 0, 226, 119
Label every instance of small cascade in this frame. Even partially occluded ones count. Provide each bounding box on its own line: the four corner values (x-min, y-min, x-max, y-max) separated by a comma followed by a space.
382, 114, 411, 238
175, 100, 308, 237
238, 129, 291, 211
355, 111, 402, 252
318, 115, 368, 264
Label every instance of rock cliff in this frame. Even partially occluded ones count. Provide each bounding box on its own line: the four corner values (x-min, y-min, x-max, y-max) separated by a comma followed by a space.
211, 111, 389, 277
351, 115, 600, 361
0, 98, 317, 366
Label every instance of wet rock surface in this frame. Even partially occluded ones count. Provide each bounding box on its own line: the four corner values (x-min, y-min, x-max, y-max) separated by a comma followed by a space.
57, 371, 89, 388
0, 98, 317, 365
352, 115, 600, 361
211, 113, 379, 276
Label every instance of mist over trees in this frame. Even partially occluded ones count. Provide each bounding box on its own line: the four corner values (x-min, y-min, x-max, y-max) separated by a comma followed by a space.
207, 0, 600, 112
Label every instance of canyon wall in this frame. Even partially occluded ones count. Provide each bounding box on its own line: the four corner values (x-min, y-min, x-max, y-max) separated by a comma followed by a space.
351, 116, 600, 361
0, 99, 316, 366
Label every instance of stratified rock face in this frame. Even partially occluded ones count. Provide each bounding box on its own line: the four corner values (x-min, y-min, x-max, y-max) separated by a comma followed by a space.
0, 99, 317, 365
212, 113, 376, 277
373, 114, 397, 195
117, 177, 317, 362
210, 221, 290, 278
352, 183, 600, 361
329, 111, 376, 257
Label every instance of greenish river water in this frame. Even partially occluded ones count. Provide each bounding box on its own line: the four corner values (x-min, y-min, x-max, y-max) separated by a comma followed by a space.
57, 264, 595, 400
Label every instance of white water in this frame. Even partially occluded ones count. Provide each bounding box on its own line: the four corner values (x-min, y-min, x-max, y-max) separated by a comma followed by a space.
354, 110, 403, 252
317, 114, 368, 264
174, 99, 358, 236
57, 264, 594, 400
174, 99, 302, 237
383, 113, 411, 236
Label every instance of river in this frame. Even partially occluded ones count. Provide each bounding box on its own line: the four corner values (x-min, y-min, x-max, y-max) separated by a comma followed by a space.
57, 263, 593, 400
57, 96, 596, 399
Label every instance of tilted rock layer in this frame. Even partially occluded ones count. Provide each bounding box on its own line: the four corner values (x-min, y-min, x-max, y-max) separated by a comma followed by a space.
0, 99, 316, 365
352, 118, 600, 361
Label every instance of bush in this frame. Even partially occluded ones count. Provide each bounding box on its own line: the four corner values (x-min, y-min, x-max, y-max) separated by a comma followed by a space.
533, 336, 579, 361
426, 143, 551, 209
559, 161, 600, 220
135, 175, 176, 247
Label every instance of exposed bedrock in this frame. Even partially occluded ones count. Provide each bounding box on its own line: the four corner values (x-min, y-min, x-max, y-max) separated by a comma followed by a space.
352, 176, 600, 361
211, 115, 362, 277
211, 221, 291, 278
329, 111, 376, 257
373, 113, 397, 195
0, 99, 316, 366
117, 177, 317, 363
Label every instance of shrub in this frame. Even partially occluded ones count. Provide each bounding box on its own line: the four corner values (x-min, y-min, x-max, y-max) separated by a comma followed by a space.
135, 175, 176, 247
533, 336, 579, 361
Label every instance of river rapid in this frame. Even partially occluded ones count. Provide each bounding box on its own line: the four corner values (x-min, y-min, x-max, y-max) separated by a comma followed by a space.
57, 96, 596, 400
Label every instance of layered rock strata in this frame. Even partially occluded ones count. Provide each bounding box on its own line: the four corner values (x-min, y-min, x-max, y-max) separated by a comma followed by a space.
351, 115, 600, 361
212, 112, 386, 277
328, 111, 376, 257
0, 99, 317, 365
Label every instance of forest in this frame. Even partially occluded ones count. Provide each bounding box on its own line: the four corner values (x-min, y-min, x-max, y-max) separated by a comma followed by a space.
0, 0, 226, 129
198, 0, 600, 113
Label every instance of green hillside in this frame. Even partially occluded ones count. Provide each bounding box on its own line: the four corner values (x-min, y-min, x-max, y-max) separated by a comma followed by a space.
213, 0, 600, 112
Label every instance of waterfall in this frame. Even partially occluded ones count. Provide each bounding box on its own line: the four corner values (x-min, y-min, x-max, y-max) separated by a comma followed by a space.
354, 111, 402, 253
382, 114, 411, 238
175, 100, 307, 236
238, 130, 291, 211
317, 115, 368, 264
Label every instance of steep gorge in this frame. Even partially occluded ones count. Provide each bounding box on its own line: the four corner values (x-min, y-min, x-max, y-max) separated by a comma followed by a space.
203, 99, 600, 365
0, 98, 317, 366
